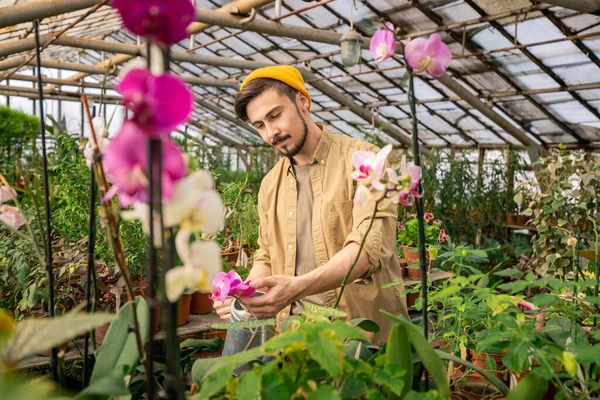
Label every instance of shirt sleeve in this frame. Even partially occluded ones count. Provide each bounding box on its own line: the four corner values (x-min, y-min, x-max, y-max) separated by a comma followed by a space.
252, 182, 272, 270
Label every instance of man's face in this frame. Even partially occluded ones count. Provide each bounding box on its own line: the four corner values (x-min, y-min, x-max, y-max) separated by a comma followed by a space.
246, 88, 308, 158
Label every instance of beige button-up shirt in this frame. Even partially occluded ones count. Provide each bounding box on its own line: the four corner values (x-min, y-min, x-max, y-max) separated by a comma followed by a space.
254, 124, 409, 344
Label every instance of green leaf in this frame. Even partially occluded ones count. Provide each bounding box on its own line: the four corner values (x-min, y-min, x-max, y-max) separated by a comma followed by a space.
90, 297, 149, 385
262, 329, 305, 354
212, 319, 276, 330
307, 332, 344, 378
75, 372, 129, 399
308, 385, 340, 400
192, 346, 263, 384
328, 320, 368, 342
583, 296, 600, 305
305, 303, 346, 318
506, 373, 548, 400
340, 377, 368, 398
366, 389, 385, 400
3, 309, 115, 363
374, 369, 405, 396
383, 313, 450, 399
261, 372, 290, 400
530, 293, 558, 307
497, 280, 529, 294
493, 268, 522, 277
350, 318, 380, 333
344, 340, 374, 361
196, 365, 234, 399
385, 324, 412, 398
236, 370, 261, 400
180, 338, 224, 352
575, 344, 600, 363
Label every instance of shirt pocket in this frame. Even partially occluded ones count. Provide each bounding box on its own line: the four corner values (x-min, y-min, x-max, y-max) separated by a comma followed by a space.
327, 199, 354, 246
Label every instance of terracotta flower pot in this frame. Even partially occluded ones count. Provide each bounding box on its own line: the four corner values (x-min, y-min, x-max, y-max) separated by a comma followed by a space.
469, 349, 507, 383
405, 291, 419, 308
403, 245, 420, 261
406, 259, 432, 280
221, 250, 239, 264
94, 322, 110, 345
177, 294, 192, 326
190, 291, 213, 315
398, 258, 407, 277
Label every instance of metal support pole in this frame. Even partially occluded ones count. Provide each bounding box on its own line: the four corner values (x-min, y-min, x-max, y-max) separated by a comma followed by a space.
82, 152, 97, 388
145, 41, 157, 400
34, 19, 57, 382
159, 44, 183, 400
408, 71, 429, 389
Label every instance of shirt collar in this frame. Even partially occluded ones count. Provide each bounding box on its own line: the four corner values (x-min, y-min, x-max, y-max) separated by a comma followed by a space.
285, 123, 332, 177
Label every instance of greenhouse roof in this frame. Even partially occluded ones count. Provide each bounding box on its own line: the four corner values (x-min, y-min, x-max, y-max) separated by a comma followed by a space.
0, 0, 599, 150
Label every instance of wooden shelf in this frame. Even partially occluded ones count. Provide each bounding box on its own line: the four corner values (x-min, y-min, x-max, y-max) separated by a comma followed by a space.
16, 312, 223, 370
404, 270, 453, 286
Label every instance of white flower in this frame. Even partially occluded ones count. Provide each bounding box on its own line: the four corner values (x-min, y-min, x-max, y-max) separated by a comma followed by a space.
165, 231, 222, 302
84, 117, 110, 169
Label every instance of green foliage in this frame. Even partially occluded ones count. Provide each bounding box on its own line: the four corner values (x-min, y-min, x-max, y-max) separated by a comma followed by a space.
518, 147, 600, 276
397, 215, 443, 247
193, 305, 458, 399
0, 308, 116, 400
86, 296, 149, 397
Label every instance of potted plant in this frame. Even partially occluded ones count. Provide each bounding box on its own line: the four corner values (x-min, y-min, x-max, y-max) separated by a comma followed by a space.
397, 213, 447, 279
190, 291, 213, 315
217, 175, 259, 267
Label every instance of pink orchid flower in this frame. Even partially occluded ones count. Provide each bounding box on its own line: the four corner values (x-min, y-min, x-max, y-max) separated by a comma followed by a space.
210, 270, 255, 303
112, 0, 195, 46
117, 68, 194, 137
0, 204, 25, 231
0, 186, 16, 205
394, 165, 422, 206
404, 34, 452, 77
102, 121, 186, 207
370, 22, 396, 63
351, 144, 392, 191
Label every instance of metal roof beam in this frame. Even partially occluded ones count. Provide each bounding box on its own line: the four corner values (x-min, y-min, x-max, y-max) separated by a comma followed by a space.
464, 0, 596, 142
0, 0, 101, 30
540, 0, 600, 15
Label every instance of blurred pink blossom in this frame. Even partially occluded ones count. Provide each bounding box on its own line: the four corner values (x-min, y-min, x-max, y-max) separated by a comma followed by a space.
0, 204, 25, 231
117, 68, 194, 137
102, 121, 186, 207
112, 0, 195, 45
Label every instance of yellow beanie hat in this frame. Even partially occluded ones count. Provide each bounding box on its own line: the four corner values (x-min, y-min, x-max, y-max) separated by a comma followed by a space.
239, 65, 311, 110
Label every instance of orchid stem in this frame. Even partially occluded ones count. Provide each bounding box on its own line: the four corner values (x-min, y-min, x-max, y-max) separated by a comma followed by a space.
334, 195, 385, 309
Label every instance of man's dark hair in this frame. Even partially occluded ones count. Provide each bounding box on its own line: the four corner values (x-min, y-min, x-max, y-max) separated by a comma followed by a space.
234, 78, 298, 122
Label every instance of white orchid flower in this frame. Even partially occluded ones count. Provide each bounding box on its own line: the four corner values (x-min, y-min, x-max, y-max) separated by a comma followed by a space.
165, 231, 222, 302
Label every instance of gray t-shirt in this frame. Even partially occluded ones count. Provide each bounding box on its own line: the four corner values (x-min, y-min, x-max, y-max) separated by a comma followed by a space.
291, 163, 324, 314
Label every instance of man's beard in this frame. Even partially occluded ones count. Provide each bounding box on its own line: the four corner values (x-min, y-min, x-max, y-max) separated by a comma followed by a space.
275, 105, 308, 159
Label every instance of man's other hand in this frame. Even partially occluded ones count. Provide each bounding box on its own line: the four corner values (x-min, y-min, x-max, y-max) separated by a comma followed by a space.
213, 297, 234, 321
244, 275, 305, 319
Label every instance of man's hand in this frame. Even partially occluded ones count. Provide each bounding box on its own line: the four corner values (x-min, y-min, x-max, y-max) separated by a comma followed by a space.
213, 297, 234, 321
244, 275, 305, 319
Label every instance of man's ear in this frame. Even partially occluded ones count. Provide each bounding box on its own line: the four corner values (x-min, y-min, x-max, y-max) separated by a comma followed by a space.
297, 92, 309, 111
